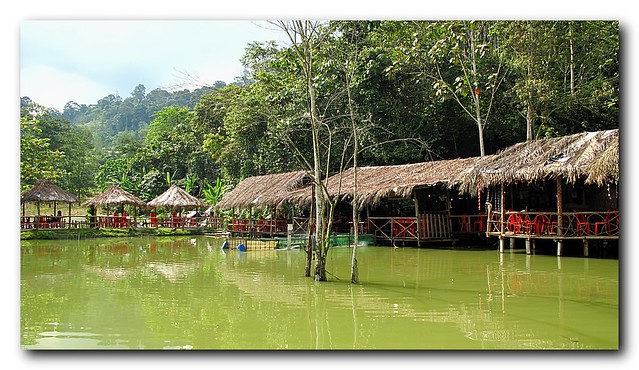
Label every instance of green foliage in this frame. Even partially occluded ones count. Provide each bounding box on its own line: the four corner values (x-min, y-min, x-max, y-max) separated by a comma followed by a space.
21, 21, 618, 202
201, 178, 229, 206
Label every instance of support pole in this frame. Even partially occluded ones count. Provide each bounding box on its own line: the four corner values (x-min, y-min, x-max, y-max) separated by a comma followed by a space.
414, 194, 421, 247
557, 177, 564, 256
500, 182, 506, 253
583, 239, 589, 257
525, 238, 531, 255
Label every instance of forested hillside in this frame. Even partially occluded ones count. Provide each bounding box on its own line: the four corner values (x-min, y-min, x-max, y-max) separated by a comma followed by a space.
20, 20, 619, 204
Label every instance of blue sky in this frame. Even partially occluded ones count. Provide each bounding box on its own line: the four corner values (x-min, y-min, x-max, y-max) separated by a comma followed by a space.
20, 20, 287, 111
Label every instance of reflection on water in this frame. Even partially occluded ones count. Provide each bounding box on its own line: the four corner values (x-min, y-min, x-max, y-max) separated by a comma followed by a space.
20, 236, 618, 350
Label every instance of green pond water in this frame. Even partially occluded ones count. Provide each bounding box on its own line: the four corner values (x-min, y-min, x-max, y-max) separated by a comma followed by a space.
20, 235, 618, 350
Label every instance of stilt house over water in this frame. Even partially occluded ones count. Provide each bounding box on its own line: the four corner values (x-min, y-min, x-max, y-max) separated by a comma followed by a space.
281, 157, 486, 245
459, 129, 619, 256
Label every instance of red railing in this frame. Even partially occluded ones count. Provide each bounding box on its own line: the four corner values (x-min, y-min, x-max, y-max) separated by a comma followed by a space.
368, 214, 453, 240
486, 210, 619, 237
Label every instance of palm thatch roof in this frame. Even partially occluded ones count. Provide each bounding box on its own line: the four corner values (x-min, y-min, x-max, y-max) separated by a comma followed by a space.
215, 171, 311, 210
283, 157, 484, 208
81, 184, 147, 208
458, 129, 619, 193
21, 178, 79, 204
147, 184, 207, 210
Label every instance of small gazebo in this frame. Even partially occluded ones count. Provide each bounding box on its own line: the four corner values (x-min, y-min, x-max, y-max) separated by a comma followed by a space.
81, 184, 148, 227
147, 184, 208, 227
147, 185, 207, 227
147, 185, 207, 210
21, 178, 79, 229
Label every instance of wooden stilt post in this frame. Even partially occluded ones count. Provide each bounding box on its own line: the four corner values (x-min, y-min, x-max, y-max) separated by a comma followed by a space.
68, 203, 72, 229
525, 238, 531, 254
446, 188, 452, 238
557, 177, 564, 256
499, 182, 506, 253
36, 202, 41, 230
414, 193, 421, 247
583, 239, 589, 257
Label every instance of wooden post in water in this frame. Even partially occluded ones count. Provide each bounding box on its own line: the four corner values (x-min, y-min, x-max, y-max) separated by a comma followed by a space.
499, 182, 506, 253
414, 194, 421, 247
583, 239, 589, 257
446, 188, 452, 239
556, 177, 563, 256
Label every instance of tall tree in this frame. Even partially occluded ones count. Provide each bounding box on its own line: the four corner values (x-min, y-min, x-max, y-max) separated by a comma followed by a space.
427, 21, 508, 156
272, 20, 339, 281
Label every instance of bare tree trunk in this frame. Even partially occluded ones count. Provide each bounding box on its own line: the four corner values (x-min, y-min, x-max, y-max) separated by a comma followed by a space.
350, 135, 359, 284
526, 89, 534, 140
305, 183, 315, 277
569, 23, 575, 96
275, 20, 328, 281
469, 25, 485, 157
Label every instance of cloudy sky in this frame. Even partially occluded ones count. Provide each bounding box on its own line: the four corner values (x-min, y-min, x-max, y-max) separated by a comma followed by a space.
20, 20, 287, 111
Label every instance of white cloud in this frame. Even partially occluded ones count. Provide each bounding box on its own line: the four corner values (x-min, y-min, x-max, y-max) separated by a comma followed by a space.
20, 20, 285, 110
21, 64, 113, 110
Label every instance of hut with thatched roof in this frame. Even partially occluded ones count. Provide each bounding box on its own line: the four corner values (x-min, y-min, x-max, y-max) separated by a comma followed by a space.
214, 171, 312, 235
81, 184, 148, 227
283, 157, 484, 209
458, 129, 619, 255
21, 178, 79, 229
146, 185, 208, 228
277, 157, 488, 244
459, 129, 619, 193
216, 170, 311, 211
147, 184, 207, 210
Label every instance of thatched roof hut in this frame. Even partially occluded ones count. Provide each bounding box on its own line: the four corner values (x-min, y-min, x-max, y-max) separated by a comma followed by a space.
81, 184, 147, 208
21, 178, 79, 204
458, 129, 619, 193
147, 184, 207, 210
283, 157, 484, 208
215, 171, 311, 210
21, 179, 79, 226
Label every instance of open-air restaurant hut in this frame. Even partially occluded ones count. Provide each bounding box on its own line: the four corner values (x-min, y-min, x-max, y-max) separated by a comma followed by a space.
282, 157, 486, 244
215, 170, 311, 234
81, 184, 148, 228
458, 129, 619, 255
21, 178, 79, 229
146, 184, 208, 227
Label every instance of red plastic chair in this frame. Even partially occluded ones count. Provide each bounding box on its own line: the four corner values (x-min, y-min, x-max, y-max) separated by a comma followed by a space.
473, 214, 485, 232
575, 212, 591, 236
508, 212, 523, 233
594, 211, 614, 235
459, 216, 470, 232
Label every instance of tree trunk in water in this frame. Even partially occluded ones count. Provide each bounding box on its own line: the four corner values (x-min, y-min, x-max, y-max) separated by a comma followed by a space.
314, 251, 327, 281
305, 184, 316, 277
350, 194, 359, 283
350, 138, 359, 284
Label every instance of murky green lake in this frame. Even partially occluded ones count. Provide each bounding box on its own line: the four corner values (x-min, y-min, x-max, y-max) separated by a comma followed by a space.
20, 236, 618, 350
